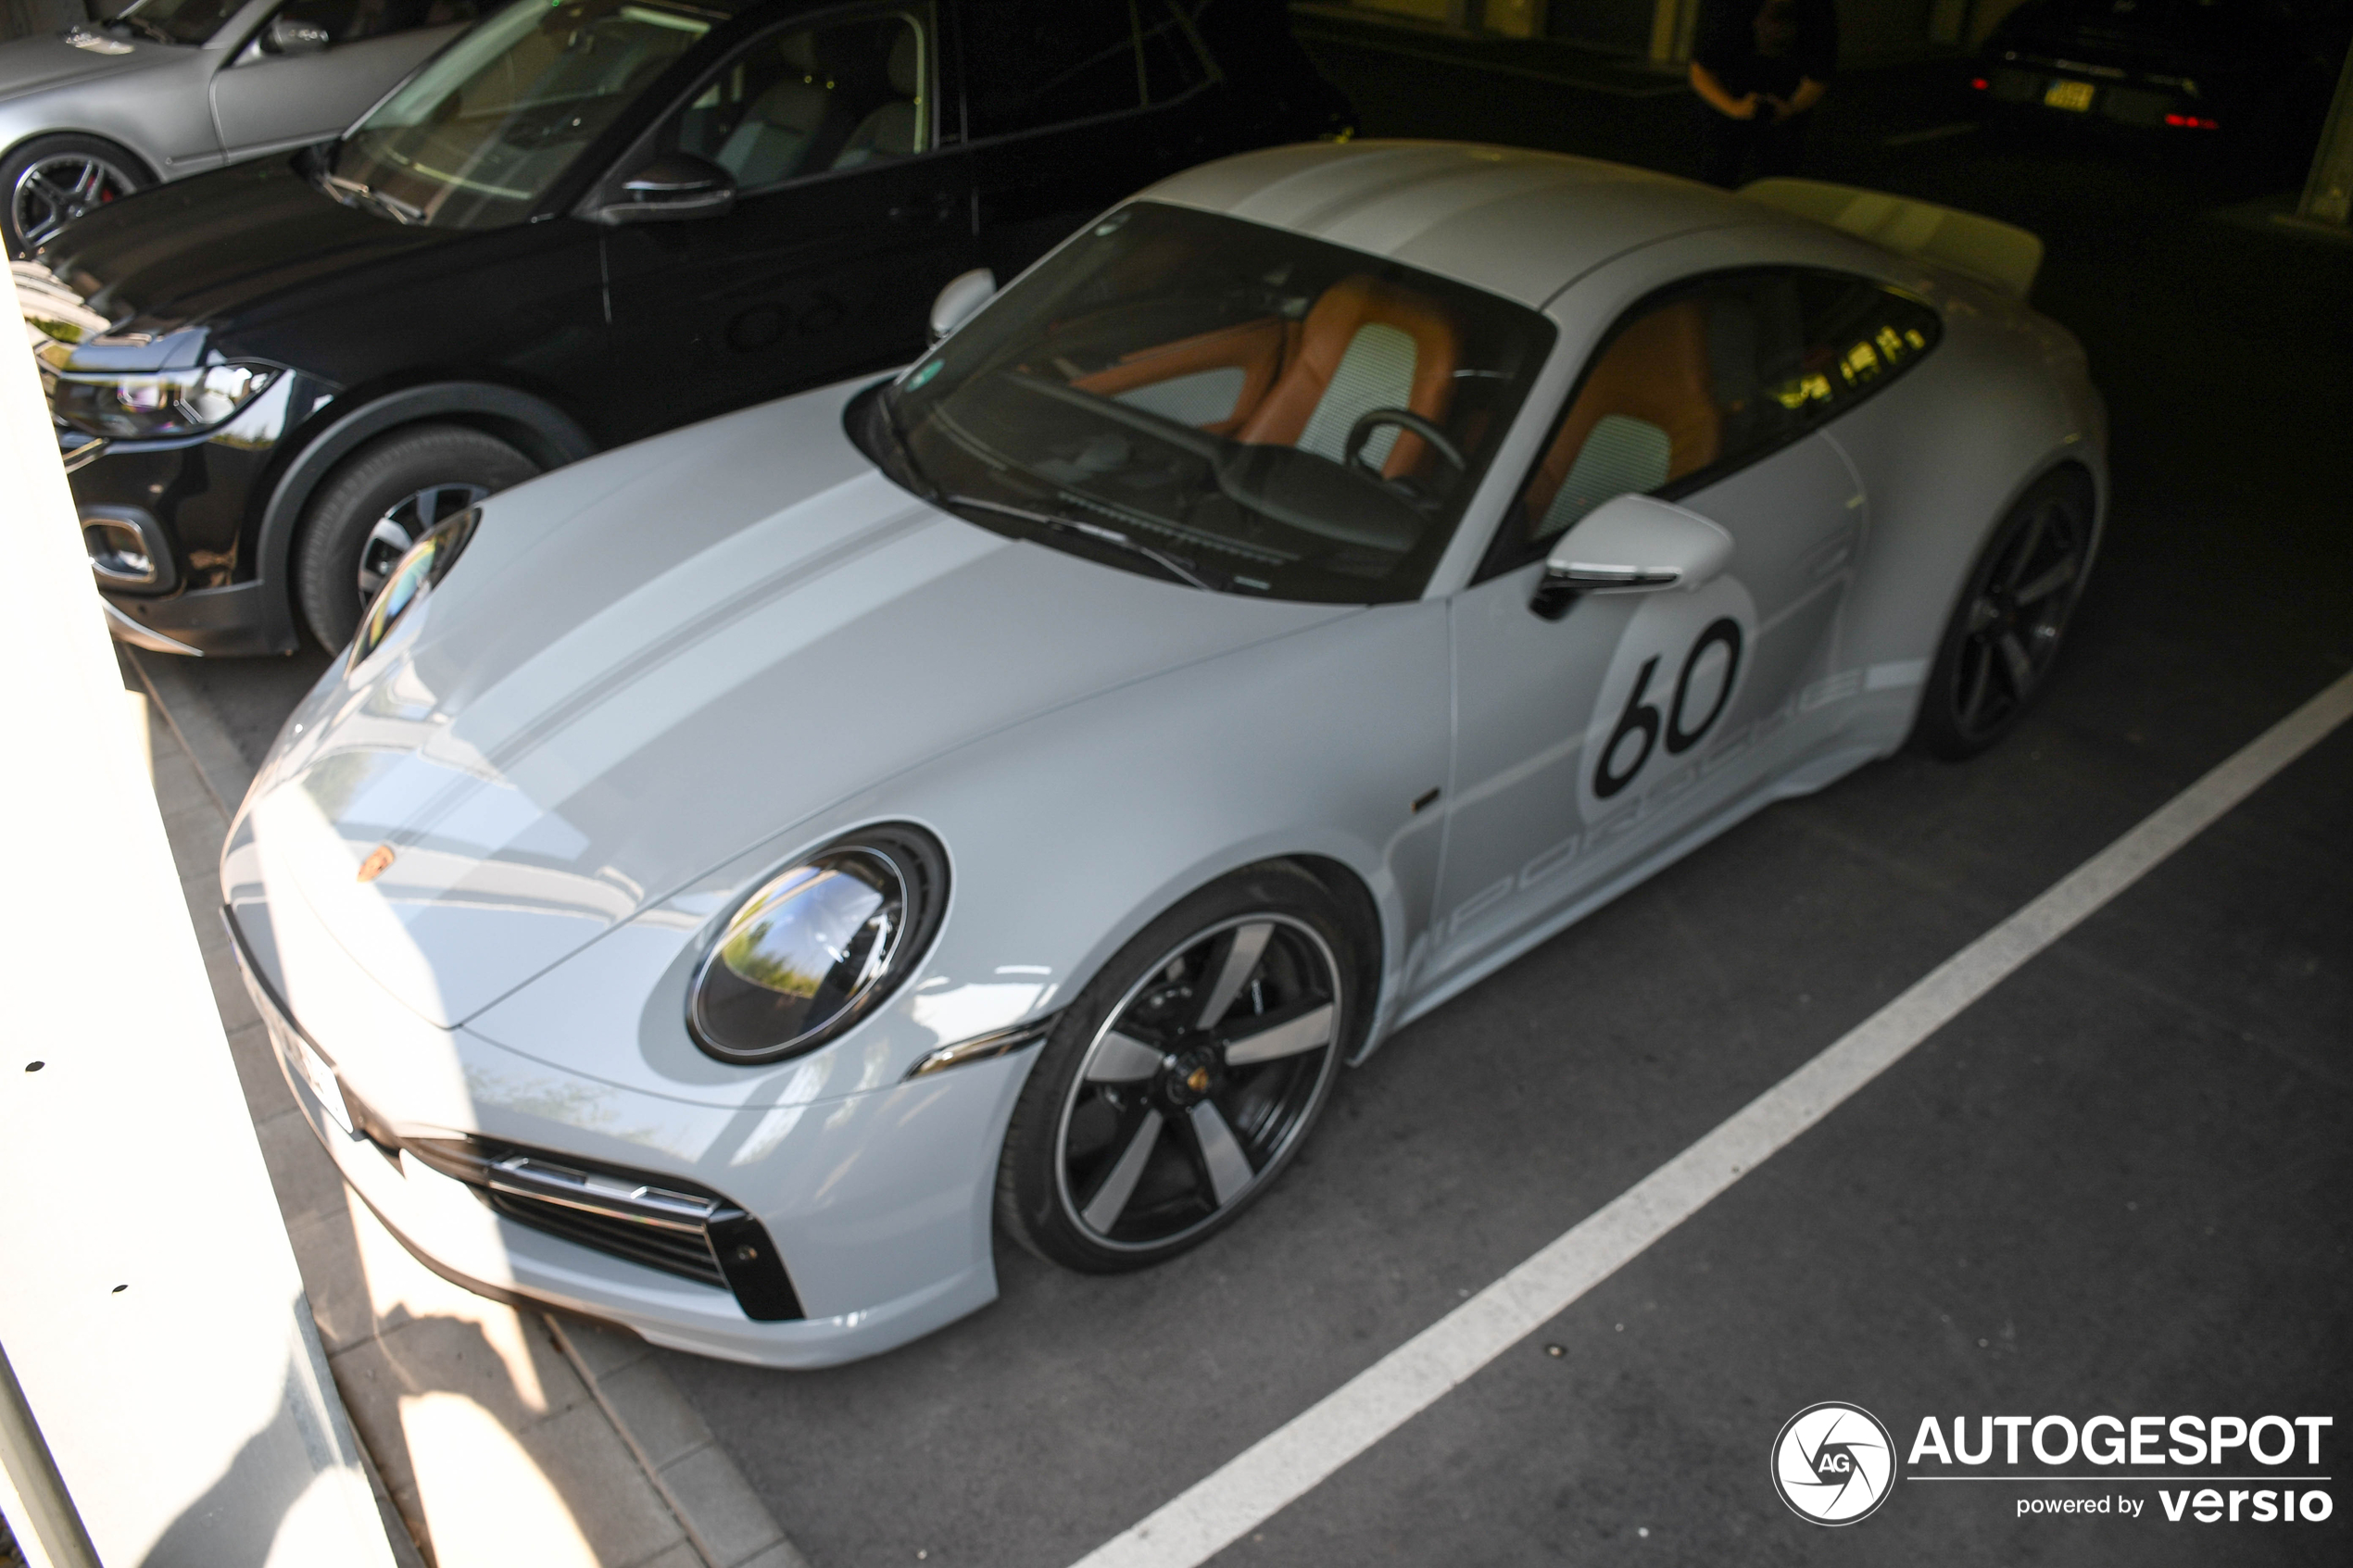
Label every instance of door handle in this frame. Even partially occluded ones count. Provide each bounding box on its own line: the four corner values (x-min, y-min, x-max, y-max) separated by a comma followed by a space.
889, 190, 960, 225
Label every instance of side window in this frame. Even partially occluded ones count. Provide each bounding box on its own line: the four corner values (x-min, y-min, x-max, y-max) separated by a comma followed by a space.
671, 13, 929, 191
960, 0, 1143, 138
1487, 271, 1806, 576
266, 0, 480, 49
1775, 275, 1944, 420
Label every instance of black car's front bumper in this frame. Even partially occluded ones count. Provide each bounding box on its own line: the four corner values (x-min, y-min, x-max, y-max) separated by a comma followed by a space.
69, 377, 318, 658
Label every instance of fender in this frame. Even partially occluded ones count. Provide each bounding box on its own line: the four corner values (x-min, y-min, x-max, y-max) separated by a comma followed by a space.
249, 382, 598, 651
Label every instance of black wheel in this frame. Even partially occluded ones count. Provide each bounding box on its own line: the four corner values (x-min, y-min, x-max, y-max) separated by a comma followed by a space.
1915, 470, 2095, 759
997, 863, 1362, 1272
295, 424, 537, 650
5, 134, 150, 257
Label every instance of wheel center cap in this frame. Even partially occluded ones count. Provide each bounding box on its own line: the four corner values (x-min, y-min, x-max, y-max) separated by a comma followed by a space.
1164, 1047, 1220, 1107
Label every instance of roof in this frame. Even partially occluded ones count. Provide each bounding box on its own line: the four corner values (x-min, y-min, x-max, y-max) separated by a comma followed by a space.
1139, 141, 1782, 309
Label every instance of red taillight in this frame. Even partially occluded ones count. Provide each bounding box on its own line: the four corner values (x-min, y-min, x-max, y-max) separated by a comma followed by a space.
1970, 76, 1990, 91
2163, 112, 2220, 129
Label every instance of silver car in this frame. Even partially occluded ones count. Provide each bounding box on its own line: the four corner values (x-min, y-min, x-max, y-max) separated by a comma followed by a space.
223, 142, 2105, 1366
1, 0, 478, 254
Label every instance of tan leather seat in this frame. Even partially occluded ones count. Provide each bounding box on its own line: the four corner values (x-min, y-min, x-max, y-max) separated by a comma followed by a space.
1073, 318, 1293, 436
1235, 275, 1462, 479
1520, 300, 1720, 540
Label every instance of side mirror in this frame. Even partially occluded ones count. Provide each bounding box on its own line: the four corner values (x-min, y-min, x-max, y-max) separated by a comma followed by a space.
1529, 494, 1733, 621
592, 154, 736, 224
266, 16, 332, 54
928, 268, 995, 343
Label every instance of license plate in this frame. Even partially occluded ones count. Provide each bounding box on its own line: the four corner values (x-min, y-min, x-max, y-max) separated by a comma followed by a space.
283, 1024, 353, 1135
2045, 79, 2095, 112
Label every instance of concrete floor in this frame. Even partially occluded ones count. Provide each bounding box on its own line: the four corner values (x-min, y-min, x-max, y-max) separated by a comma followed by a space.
148, 33, 2351, 1568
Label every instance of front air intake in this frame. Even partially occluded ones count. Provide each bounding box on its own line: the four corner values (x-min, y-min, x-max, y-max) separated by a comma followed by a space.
405, 1138, 803, 1322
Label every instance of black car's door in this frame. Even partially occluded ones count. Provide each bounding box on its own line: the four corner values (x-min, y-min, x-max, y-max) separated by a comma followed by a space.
598, 3, 978, 443
952, 0, 1227, 284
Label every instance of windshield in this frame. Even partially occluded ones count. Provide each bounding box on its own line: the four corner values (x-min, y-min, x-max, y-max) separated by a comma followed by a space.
874, 203, 1554, 604
108, 0, 246, 45
329, 0, 722, 229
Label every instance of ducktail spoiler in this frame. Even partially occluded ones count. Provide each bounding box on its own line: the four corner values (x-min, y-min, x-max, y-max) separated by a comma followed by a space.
1740, 178, 2045, 301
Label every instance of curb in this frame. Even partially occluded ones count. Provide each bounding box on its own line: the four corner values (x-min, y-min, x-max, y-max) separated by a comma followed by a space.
547, 1318, 810, 1568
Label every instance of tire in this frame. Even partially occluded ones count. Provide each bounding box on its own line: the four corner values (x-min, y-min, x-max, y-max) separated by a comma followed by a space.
294, 424, 537, 650
1913, 469, 2095, 759
5, 133, 151, 257
996, 861, 1365, 1273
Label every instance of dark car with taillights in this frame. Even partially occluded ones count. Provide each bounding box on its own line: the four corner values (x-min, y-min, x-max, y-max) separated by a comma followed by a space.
1972, 0, 2350, 156
23, 0, 1349, 656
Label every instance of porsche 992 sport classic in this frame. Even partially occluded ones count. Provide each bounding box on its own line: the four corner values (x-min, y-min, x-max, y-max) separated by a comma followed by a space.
224, 142, 2106, 1366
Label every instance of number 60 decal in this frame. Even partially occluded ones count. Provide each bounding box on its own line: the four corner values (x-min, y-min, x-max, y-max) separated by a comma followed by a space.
1579, 576, 1757, 823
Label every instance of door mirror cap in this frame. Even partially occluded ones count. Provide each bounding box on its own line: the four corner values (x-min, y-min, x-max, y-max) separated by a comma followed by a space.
1532, 495, 1733, 619
266, 16, 331, 54
928, 269, 996, 343
593, 154, 736, 224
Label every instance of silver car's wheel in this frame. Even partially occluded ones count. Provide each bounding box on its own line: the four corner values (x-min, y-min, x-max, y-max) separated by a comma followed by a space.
1917, 470, 2095, 759
4, 135, 147, 256
999, 864, 1358, 1271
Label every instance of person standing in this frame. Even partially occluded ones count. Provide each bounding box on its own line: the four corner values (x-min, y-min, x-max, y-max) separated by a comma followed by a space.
1690, 0, 1838, 189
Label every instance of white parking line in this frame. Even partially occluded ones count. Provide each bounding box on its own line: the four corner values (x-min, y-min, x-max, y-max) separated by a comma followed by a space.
1072, 669, 2353, 1568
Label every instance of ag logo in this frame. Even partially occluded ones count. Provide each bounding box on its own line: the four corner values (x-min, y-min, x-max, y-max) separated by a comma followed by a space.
1771, 1402, 1896, 1525
1577, 574, 1755, 824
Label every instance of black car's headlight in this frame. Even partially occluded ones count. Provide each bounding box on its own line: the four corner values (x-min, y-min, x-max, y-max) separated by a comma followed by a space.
48, 363, 278, 440
351, 507, 478, 664
689, 825, 950, 1065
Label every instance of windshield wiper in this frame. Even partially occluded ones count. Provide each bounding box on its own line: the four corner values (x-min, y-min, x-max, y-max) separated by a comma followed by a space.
945, 494, 1220, 592
321, 173, 422, 225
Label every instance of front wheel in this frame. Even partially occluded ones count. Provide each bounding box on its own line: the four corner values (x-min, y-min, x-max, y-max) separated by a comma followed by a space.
5, 134, 150, 257
1913, 470, 2095, 759
997, 863, 1361, 1272
294, 424, 537, 651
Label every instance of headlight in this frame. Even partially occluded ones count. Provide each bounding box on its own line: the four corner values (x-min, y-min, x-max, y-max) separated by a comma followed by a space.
351, 507, 478, 664
689, 826, 949, 1065
49, 363, 277, 440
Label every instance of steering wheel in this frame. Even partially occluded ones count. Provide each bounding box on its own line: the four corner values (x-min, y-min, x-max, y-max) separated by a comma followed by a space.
1344, 408, 1466, 478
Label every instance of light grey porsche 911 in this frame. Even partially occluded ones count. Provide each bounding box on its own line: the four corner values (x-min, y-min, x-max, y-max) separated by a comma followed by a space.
224, 141, 2105, 1366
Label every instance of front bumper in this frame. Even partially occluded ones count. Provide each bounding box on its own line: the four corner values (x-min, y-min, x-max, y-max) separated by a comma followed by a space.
226, 909, 1028, 1367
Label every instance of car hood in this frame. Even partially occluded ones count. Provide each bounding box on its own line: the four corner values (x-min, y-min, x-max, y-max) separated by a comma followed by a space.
41, 155, 451, 344
234, 382, 1355, 1028
0, 32, 160, 102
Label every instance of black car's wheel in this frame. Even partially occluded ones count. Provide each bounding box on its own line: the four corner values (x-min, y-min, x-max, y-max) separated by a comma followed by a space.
5, 134, 150, 257
1914, 470, 2095, 759
998, 862, 1361, 1272
296, 424, 537, 650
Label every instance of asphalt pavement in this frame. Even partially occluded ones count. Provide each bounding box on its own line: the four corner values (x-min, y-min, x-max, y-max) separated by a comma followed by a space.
149, 30, 2351, 1568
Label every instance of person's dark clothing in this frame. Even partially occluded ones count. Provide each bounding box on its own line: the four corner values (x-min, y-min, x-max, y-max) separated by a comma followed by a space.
1699, 107, 1808, 188
1693, 0, 1838, 99
1692, 0, 1837, 188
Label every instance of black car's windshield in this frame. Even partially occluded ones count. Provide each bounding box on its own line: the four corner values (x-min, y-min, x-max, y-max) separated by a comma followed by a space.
109, 0, 245, 45
875, 203, 1554, 604
329, 0, 724, 229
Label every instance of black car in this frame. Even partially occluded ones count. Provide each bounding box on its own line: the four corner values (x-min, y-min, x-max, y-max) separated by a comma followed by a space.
27, 0, 1350, 655
1973, 0, 2350, 157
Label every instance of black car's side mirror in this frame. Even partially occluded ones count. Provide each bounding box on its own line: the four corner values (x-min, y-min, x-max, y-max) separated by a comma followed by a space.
592, 154, 736, 225
266, 17, 332, 54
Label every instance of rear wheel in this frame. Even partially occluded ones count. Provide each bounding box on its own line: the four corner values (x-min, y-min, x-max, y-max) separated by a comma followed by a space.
997, 863, 1360, 1272
1914, 470, 2095, 759
4, 134, 149, 257
295, 424, 537, 650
